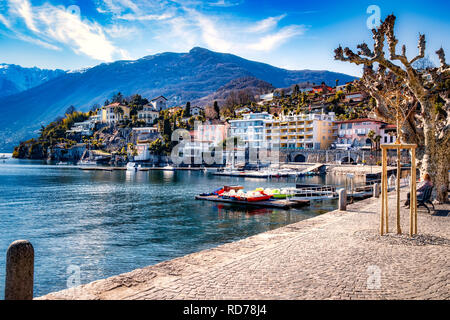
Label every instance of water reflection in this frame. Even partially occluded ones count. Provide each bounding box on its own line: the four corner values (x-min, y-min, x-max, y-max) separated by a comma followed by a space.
0, 160, 341, 297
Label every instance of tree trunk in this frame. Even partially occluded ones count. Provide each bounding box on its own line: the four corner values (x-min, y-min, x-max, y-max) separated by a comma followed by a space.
419, 121, 450, 203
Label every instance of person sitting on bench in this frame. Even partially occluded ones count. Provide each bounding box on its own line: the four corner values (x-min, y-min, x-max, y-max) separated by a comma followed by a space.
404, 173, 433, 208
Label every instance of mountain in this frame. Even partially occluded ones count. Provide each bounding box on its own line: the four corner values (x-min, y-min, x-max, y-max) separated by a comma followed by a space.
193, 76, 275, 107
0, 47, 357, 151
0, 63, 65, 98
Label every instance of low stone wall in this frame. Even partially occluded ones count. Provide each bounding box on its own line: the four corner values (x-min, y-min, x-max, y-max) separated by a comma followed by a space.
38, 189, 450, 300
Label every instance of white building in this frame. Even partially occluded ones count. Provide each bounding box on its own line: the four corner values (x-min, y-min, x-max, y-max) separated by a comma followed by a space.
134, 144, 151, 161
133, 127, 160, 161
228, 112, 273, 149
259, 92, 280, 102
137, 105, 159, 124
89, 114, 101, 123
235, 106, 251, 114
299, 87, 314, 93
149, 96, 168, 111
101, 103, 131, 125
133, 127, 159, 142
190, 106, 203, 116
66, 120, 95, 136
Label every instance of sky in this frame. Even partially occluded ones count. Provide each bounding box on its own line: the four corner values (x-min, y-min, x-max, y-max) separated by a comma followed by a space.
0, 0, 449, 76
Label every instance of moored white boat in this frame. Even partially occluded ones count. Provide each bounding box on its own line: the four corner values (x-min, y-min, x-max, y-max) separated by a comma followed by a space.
203, 167, 218, 174
77, 159, 97, 166
126, 162, 139, 171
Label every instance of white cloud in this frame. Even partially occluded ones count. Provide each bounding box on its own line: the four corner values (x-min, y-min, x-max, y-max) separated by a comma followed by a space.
208, 0, 243, 7
99, 0, 140, 15
0, 13, 11, 28
163, 9, 304, 55
104, 24, 138, 38
117, 12, 173, 21
15, 33, 61, 51
248, 15, 286, 33
247, 25, 305, 51
194, 12, 233, 52
36, 5, 124, 61
9, 0, 37, 32
5, 0, 128, 61
2, 0, 305, 63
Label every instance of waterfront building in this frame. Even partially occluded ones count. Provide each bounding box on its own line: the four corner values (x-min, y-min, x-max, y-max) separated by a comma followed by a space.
228, 112, 273, 149
101, 102, 131, 124
196, 121, 228, 145
133, 127, 160, 161
179, 122, 228, 164
137, 105, 159, 125
149, 96, 168, 111
264, 112, 337, 150
335, 118, 386, 149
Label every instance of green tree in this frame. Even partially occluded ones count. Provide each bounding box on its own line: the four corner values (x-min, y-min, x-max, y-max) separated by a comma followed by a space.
111, 92, 124, 104
183, 102, 191, 117
65, 105, 76, 115
213, 101, 220, 119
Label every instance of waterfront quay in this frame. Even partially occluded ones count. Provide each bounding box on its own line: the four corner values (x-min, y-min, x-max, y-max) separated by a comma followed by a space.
39, 189, 449, 300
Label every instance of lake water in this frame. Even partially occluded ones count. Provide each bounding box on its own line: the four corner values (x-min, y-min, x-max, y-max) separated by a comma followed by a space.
0, 159, 354, 298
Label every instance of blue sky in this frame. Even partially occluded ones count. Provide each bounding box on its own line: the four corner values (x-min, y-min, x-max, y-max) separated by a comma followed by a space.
0, 0, 449, 76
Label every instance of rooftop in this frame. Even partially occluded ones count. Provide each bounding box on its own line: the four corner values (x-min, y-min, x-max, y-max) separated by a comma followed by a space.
335, 118, 385, 124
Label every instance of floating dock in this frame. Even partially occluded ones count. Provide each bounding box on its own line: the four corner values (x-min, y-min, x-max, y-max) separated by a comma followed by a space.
79, 166, 203, 172
195, 195, 310, 209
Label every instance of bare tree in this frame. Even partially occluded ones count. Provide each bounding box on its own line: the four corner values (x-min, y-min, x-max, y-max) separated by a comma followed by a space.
334, 14, 449, 203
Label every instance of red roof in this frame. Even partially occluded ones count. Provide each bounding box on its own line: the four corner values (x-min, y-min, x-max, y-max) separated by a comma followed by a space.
104, 102, 128, 108
335, 118, 385, 124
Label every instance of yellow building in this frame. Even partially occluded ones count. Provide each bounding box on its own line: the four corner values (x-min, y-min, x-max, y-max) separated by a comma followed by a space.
101, 102, 131, 125
264, 112, 337, 150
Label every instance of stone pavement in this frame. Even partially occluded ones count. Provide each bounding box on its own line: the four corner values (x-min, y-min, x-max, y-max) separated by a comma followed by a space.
39, 189, 450, 300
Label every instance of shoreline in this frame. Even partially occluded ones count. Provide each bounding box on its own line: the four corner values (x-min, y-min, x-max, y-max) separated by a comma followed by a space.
38, 188, 450, 300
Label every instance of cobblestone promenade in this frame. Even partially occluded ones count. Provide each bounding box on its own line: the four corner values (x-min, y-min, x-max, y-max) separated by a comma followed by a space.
40, 190, 449, 300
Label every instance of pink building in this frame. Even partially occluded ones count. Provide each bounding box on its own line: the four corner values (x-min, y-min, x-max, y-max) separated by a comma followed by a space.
195, 121, 228, 145
335, 118, 387, 149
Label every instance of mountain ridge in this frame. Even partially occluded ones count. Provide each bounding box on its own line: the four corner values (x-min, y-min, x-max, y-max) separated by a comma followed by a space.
0, 63, 66, 98
0, 47, 357, 151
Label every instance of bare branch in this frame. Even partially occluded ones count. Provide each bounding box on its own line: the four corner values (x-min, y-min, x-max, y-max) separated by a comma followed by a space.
357, 43, 374, 58
410, 34, 426, 65
436, 47, 449, 69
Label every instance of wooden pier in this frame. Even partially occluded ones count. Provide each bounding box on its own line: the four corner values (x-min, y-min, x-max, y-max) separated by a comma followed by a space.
195, 195, 310, 209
